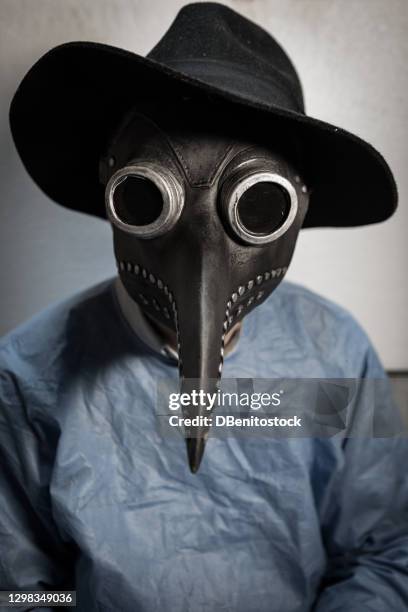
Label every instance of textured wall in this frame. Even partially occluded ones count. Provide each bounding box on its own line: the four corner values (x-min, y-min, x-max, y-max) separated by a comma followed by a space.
0, 0, 407, 368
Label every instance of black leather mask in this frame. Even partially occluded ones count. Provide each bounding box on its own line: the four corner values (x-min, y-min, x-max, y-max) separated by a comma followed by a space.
101, 109, 309, 472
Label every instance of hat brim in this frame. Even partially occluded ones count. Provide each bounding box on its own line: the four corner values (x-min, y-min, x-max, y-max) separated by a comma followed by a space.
10, 41, 397, 228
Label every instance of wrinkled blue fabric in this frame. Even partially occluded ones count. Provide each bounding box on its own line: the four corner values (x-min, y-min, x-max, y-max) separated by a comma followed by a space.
0, 278, 407, 612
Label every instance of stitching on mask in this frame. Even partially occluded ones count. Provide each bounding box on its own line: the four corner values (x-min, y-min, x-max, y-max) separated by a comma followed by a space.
118, 259, 287, 383
118, 260, 183, 378
218, 267, 288, 378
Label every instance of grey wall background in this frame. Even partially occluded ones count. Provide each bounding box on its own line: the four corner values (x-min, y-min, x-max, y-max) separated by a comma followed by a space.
0, 0, 407, 370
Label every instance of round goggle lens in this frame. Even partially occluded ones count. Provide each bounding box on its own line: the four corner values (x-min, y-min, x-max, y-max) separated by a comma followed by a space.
237, 181, 291, 235
112, 175, 164, 226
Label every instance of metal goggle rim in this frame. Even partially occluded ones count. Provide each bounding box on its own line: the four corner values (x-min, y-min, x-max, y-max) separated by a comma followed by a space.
105, 163, 185, 239
222, 170, 299, 246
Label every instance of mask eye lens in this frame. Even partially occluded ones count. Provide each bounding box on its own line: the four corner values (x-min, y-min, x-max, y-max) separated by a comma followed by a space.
106, 164, 184, 239
237, 182, 290, 235
222, 170, 298, 246
113, 175, 163, 226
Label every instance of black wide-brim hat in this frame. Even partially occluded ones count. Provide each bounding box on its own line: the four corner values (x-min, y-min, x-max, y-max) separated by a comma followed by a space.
10, 1, 397, 227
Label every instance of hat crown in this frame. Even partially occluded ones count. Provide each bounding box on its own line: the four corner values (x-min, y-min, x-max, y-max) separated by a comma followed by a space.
148, 2, 304, 112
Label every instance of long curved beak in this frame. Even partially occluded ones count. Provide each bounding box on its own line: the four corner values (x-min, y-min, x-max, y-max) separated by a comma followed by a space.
175, 272, 230, 473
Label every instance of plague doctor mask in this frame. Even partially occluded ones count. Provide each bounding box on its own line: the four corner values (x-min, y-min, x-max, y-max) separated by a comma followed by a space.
101, 107, 309, 472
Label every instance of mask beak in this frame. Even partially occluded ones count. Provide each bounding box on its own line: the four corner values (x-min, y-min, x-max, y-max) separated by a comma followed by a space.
186, 436, 207, 474
175, 276, 229, 473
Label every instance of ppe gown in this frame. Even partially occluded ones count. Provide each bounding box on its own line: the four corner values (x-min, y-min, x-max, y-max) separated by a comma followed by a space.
0, 279, 407, 611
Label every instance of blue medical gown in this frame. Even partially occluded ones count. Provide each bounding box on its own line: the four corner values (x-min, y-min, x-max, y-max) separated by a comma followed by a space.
0, 279, 407, 611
